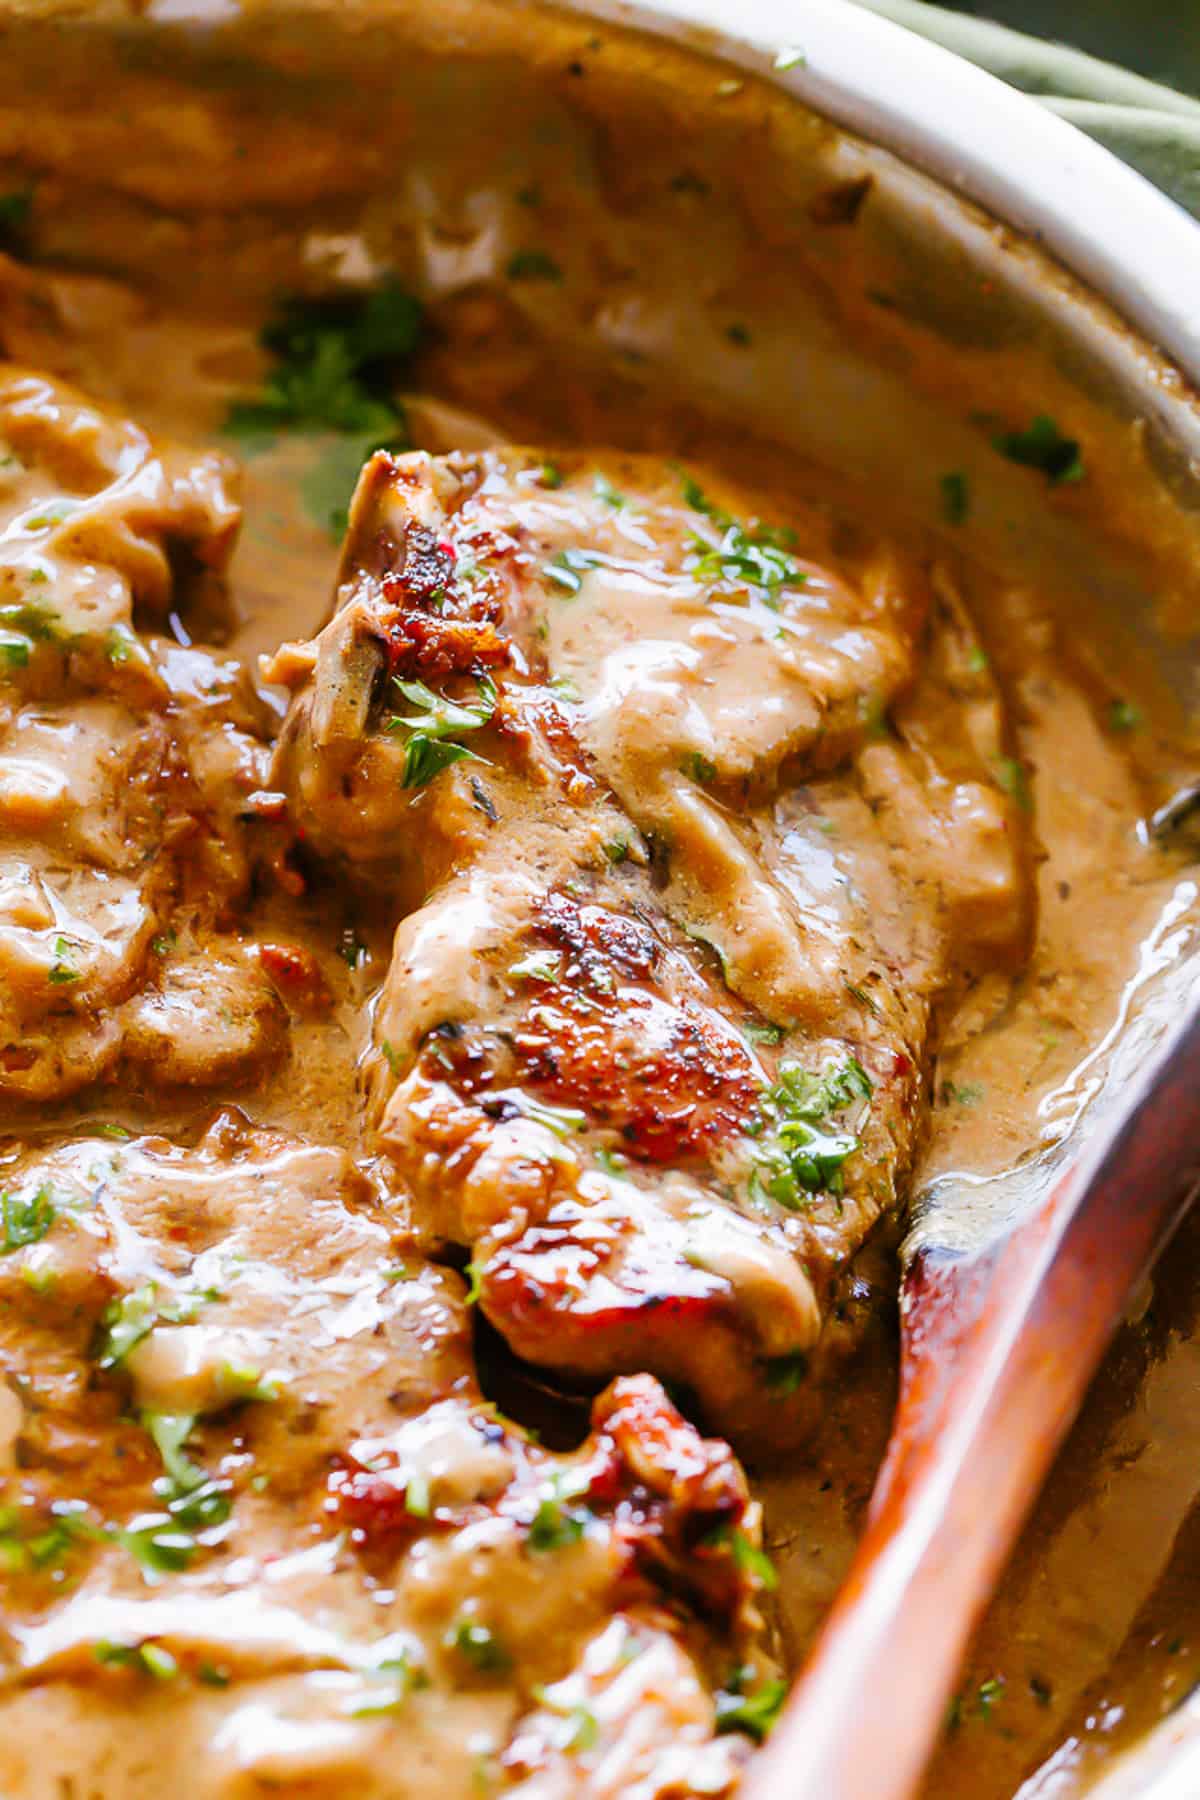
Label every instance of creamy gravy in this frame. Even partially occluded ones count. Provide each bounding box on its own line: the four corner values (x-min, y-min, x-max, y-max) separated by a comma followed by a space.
0, 206, 1197, 1800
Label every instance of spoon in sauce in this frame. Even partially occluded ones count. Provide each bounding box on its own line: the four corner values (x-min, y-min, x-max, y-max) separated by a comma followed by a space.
745, 998, 1200, 1800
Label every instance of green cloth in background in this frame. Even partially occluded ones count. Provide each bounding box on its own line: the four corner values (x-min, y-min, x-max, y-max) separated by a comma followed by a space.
853, 0, 1200, 218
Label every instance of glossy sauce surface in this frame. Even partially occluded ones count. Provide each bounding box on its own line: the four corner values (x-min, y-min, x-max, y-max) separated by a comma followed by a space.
0, 122, 1197, 1799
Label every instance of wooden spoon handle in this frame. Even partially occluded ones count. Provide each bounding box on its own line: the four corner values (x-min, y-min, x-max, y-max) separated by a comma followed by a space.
745, 1004, 1200, 1800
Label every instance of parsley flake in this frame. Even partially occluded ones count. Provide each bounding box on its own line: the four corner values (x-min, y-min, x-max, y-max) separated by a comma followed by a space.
994, 415, 1083, 486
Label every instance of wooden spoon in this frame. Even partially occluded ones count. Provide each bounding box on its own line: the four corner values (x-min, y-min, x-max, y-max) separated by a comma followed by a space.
745, 999, 1200, 1800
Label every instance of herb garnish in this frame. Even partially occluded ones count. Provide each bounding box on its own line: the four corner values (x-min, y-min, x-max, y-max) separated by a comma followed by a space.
532, 1687, 600, 1753
388, 674, 497, 789
116, 1515, 201, 1580
762, 1349, 808, 1394
448, 1618, 512, 1674
96, 1280, 220, 1370
0, 186, 33, 248
350, 1649, 431, 1717
528, 1472, 592, 1553
687, 522, 803, 604
1107, 699, 1142, 732
705, 1522, 779, 1591
225, 280, 423, 536
940, 470, 970, 525
506, 249, 563, 282
715, 1668, 788, 1741
678, 474, 804, 604
95, 1640, 179, 1680
742, 1019, 785, 1048
747, 1056, 873, 1208
592, 472, 626, 509
680, 751, 717, 784
48, 934, 81, 984
994, 415, 1083, 486
1, 1186, 58, 1255
543, 547, 601, 596
994, 755, 1032, 811
0, 1500, 101, 1573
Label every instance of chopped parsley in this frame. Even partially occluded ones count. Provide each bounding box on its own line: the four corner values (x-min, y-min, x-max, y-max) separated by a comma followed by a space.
677, 469, 718, 514
940, 470, 970, 525
592, 471, 626, 508
1, 1186, 57, 1255
463, 1260, 484, 1305
506, 248, 563, 282
676, 476, 803, 602
0, 186, 33, 242
528, 1473, 592, 1552
48, 934, 82, 984
338, 927, 367, 969
774, 46, 807, 70
351, 1650, 431, 1717
543, 547, 601, 596
858, 691, 890, 739
104, 624, 140, 665
117, 1516, 200, 1580
539, 460, 564, 488
23, 499, 79, 532
389, 673, 497, 789
742, 1019, 784, 1047
224, 280, 423, 534
508, 950, 561, 984
994, 415, 1083, 486
601, 835, 630, 865
404, 1473, 432, 1518
687, 520, 803, 604
448, 1618, 511, 1674
762, 1349, 808, 1394
533, 1688, 600, 1753
227, 281, 422, 441
300, 433, 380, 539
1107, 698, 1142, 732
96, 1284, 162, 1368
95, 1640, 179, 1680
96, 1280, 219, 1370
508, 1092, 588, 1138
143, 1411, 205, 1494
947, 1674, 1008, 1733
940, 1079, 985, 1108
706, 1523, 779, 1591
0, 628, 31, 668
748, 1056, 873, 1208
994, 755, 1032, 811
715, 1668, 787, 1741
219, 1363, 281, 1404
0, 1500, 100, 1573
680, 751, 717, 783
